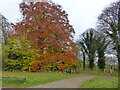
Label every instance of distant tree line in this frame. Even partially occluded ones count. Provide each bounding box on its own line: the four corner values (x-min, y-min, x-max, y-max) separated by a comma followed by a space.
77, 1, 120, 72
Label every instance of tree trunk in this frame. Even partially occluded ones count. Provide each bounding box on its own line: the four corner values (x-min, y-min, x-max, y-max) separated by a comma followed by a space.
117, 46, 120, 73
118, 3, 120, 73
83, 52, 85, 70
98, 54, 105, 71
89, 54, 94, 70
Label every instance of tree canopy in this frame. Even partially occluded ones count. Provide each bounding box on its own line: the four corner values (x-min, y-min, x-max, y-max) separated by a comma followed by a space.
12, 1, 78, 71
98, 1, 120, 72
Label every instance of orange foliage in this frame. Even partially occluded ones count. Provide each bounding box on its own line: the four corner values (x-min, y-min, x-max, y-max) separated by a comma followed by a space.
14, 1, 78, 71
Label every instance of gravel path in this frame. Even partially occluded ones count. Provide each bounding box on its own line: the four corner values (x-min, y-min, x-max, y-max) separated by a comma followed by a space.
29, 75, 96, 88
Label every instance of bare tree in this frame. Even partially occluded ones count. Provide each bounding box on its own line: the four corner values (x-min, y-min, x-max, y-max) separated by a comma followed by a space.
0, 13, 13, 45
96, 34, 110, 71
97, 1, 120, 72
77, 28, 98, 70
77, 41, 86, 70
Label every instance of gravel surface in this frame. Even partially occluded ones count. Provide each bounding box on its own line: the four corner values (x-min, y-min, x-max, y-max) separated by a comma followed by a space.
29, 75, 96, 88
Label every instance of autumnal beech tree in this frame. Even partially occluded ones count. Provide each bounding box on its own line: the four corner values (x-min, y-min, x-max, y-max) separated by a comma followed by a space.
14, 1, 78, 71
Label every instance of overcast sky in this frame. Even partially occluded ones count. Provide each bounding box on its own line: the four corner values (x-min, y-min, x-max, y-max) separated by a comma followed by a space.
0, 0, 118, 40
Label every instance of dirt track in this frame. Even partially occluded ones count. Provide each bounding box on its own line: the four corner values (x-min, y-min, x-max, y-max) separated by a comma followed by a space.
29, 75, 96, 88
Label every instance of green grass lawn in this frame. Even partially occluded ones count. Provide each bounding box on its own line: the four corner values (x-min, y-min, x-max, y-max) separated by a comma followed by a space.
2, 71, 87, 88
81, 77, 118, 88
1, 69, 119, 88
107, 76, 118, 81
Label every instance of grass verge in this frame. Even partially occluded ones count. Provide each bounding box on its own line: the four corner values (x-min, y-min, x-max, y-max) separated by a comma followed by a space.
81, 77, 118, 88
2, 71, 87, 88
